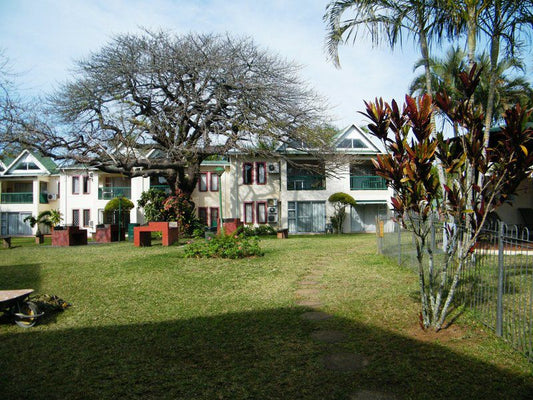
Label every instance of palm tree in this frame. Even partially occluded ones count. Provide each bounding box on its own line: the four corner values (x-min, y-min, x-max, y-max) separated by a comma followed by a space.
324, 0, 451, 97
410, 47, 468, 136
410, 47, 532, 127
443, 1, 533, 147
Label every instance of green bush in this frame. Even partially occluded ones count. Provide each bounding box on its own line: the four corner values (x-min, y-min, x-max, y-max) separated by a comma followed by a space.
183, 234, 264, 259
240, 224, 276, 237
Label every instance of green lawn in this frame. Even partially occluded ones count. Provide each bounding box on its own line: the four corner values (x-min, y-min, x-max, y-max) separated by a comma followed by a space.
1, 235, 531, 399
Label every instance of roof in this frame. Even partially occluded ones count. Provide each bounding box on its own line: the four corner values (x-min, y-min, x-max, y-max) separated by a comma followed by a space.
1, 149, 58, 176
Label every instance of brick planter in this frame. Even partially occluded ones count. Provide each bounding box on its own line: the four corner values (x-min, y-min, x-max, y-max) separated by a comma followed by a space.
93, 224, 125, 243
218, 218, 243, 236
52, 226, 88, 246
133, 222, 179, 247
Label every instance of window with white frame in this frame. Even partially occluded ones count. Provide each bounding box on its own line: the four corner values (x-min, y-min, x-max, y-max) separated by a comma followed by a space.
244, 202, 254, 224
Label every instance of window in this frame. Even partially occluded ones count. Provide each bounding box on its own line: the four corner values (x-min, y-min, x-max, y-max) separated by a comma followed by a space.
72, 176, 80, 194
256, 162, 266, 184
198, 207, 208, 226
82, 176, 90, 194
210, 207, 219, 228
256, 202, 267, 224
244, 202, 254, 224
72, 209, 80, 226
210, 173, 219, 192
243, 163, 253, 184
57, 182, 61, 198
199, 173, 208, 192
15, 161, 40, 171
98, 209, 104, 225
83, 209, 90, 227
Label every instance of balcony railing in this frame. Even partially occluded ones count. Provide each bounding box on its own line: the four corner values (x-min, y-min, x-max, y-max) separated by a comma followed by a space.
350, 175, 387, 190
1, 192, 33, 204
39, 193, 48, 204
287, 175, 325, 191
150, 185, 172, 194
98, 187, 131, 200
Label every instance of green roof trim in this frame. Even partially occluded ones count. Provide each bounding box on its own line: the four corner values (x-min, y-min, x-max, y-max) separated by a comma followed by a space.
31, 151, 58, 174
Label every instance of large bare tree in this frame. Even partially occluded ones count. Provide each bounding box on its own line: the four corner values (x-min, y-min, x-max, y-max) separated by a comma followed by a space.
1, 31, 330, 196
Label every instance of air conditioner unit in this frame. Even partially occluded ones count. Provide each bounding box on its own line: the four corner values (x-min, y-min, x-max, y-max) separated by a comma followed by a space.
88, 172, 94, 179
268, 206, 278, 215
268, 214, 278, 223
267, 198, 278, 207
47, 193, 58, 201
267, 162, 280, 174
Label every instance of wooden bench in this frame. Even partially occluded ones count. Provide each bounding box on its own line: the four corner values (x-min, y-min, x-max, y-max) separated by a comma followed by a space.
1, 236, 12, 248
133, 222, 179, 247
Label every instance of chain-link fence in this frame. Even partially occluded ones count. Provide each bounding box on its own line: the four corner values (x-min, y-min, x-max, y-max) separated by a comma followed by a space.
377, 217, 532, 361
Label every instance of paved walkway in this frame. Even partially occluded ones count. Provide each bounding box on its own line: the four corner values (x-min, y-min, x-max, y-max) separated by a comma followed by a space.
294, 262, 398, 400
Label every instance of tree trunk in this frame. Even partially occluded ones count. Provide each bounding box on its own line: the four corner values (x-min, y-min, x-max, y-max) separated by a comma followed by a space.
466, 4, 478, 68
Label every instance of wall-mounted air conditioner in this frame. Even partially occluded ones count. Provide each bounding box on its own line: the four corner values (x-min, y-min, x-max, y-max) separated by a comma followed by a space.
267, 162, 280, 174
47, 193, 58, 201
268, 207, 278, 215
267, 198, 278, 207
268, 215, 278, 223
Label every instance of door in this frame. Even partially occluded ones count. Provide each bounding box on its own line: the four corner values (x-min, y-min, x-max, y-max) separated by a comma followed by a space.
288, 201, 326, 233
1, 212, 32, 235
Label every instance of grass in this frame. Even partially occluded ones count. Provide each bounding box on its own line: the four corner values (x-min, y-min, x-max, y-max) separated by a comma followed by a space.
1, 235, 532, 399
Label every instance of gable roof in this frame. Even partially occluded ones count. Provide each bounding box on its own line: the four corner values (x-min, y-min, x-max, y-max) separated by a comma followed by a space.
1, 149, 58, 176
333, 124, 385, 154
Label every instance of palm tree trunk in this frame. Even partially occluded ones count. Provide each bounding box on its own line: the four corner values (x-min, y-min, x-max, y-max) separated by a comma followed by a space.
466, 4, 478, 68
483, 33, 500, 151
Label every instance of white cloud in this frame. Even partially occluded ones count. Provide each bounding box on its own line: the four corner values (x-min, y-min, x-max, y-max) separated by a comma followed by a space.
0, 0, 420, 128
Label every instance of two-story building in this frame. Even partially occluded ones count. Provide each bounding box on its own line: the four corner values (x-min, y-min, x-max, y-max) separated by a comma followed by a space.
0, 125, 394, 236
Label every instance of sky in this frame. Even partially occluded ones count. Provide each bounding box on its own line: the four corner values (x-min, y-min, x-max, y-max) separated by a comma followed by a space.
0, 0, 423, 129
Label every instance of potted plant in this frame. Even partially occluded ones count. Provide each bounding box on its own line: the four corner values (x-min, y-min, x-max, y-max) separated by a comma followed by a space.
47, 209, 63, 231
24, 211, 54, 244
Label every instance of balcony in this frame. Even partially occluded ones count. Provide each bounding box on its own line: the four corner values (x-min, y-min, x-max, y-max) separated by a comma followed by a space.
350, 176, 387, 190
150, 185, 172, 194
98, 187, 131, 200
287, 175, 325, 191
1, 192, 33, 204
39, 193, 48, 204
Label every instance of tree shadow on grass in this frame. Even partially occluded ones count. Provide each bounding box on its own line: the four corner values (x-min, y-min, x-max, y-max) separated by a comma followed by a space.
0, 263, 42, 291
0, 307, 531, 400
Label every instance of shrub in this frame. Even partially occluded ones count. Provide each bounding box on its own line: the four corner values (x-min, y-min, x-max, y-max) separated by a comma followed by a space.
240, 224, 276, 237
328, 192, 356, 234
183, 234, 264, 259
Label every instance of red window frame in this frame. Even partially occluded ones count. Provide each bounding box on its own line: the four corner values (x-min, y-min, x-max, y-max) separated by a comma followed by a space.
198, 207, 208, 226
199, 173, 208, 192
72, 176, 80, 195
82, 209, 91, 227
210, 173, 219, 192
256, 162, 267, 185
244, 202, 254, 224
82, 175, 91, 194
256, 201, 267, 224
210, 207, 219, 228
243, 163, 253, 185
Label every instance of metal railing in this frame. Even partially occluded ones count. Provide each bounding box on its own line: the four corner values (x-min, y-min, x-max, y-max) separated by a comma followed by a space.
150, 185, 172, 194
0, 192, 33, 203
98, 187, 131, 200
378, 217, 533, 361
350, 175, 387, 190
287, 175, 325, 191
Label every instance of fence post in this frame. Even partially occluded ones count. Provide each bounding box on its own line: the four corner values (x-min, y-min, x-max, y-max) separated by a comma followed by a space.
496, 222, 504, 337
397, 221, 402, 266
430, 215, 436, 253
